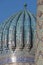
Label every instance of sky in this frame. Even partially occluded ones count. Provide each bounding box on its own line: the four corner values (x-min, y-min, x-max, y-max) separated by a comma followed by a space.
0, 0, 37, 23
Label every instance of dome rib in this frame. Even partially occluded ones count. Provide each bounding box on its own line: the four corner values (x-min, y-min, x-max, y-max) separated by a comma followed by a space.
0, 11, 22, 53
27, 10, 33, 50
8, 11, 23, 51
16, 12, 25, 49
27, 10, 36, 52
22, 11, 25, 48
0, 9, 36, 55
0, 13, 17, 51
23, 10, 32, 51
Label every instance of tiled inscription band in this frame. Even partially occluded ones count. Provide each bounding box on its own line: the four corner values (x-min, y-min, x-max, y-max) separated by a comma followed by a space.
0, 57, 35, 65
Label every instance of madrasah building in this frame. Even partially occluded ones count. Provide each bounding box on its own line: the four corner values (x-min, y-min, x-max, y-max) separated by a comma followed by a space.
0, 1, 43, 65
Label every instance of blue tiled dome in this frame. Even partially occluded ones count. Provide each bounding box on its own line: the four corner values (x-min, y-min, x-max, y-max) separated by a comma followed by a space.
0, 5, 37, 64
0, 7, 36, 54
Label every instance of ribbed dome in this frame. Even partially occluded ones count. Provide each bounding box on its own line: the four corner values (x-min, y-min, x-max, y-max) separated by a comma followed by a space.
0, 9, 36, 55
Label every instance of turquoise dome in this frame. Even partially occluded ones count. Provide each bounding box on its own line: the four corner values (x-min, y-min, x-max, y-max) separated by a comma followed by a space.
0, 8, 36, 54
0, 5, 37, 64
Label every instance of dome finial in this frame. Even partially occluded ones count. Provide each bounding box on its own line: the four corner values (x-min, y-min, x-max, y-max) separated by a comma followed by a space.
24, 3, 27, 9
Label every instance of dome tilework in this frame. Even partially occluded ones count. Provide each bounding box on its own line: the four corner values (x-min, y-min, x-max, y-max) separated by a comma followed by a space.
0, 10, 36, 55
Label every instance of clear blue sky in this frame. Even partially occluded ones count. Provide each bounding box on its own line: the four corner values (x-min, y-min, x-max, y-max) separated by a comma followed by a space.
0, 0, 37, 23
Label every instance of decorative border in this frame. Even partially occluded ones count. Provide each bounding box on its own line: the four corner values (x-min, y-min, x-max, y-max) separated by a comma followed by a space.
0, 57, 35, 65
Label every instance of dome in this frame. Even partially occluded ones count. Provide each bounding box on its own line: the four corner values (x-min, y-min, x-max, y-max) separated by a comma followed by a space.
0, 5, 36, 64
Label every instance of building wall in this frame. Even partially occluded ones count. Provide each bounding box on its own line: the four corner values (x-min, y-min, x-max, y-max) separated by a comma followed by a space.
35, 0, 43, 65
